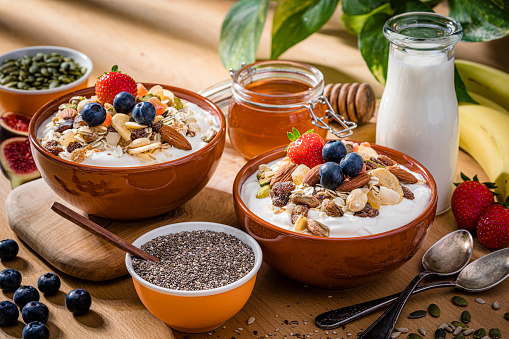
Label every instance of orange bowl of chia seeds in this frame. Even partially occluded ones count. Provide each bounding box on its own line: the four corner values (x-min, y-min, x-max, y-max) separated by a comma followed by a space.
125, 222, 263, 333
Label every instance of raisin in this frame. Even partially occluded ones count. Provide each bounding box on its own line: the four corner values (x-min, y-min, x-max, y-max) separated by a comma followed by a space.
314, 191, 334, 201
107, 125, 116, 133
152, 121, 163, 133
291, 205, 309, 224
66, 141, 83, 153
355, 204, 379, 218
364, 159, 378, 171
270, 181, 295, 207
186, 130, 196, 137
55, 122, 73, 133
130, 129, 148, 140
45, 140, 59, 148
402, 186, 415, 200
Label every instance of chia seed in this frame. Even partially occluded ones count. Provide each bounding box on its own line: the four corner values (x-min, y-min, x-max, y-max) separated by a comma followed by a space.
132, 230, 255, 291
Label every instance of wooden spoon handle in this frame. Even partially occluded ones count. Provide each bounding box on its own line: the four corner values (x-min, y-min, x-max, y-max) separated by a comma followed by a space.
51, 202, 159, 262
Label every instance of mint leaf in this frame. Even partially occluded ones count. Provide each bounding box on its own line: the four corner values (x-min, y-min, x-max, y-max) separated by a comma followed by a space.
219, 0, 269, 70
271, 0, 339, 59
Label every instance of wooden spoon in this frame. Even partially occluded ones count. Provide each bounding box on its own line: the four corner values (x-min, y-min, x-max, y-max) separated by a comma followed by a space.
51, 202, 159, 262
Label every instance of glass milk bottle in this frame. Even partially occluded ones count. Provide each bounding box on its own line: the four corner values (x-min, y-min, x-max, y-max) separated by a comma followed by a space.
376, 12, 463, 214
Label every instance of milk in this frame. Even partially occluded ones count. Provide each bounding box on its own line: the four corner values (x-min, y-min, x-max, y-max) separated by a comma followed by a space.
376, 50, 458, 214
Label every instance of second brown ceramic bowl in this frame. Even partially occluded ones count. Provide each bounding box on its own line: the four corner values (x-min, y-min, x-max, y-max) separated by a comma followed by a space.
29, 84, 225, 220
233, 143, 437, 289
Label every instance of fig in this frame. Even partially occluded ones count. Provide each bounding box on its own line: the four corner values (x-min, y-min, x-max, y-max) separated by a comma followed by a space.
0, 137, 40, 188
0, 111, 30, 142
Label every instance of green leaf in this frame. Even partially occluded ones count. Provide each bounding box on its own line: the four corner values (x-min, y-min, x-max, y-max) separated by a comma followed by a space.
271, 0, 339, 59
342, 0, 389, 15
340, 2, 393, 36
454, 65, 478, 104
448, 0, 509, 42
460, 172, 471, 181
287, 127, 301, 141
219, 0, 270, 70
111, 65, 118, 72
422, 0, 444, 8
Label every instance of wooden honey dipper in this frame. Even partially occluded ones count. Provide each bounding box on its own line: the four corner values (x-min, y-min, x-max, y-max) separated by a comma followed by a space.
324, 82, 376, 124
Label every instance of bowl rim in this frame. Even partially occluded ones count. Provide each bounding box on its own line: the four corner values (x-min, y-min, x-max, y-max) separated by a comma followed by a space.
233, 142, 438, 242
0, 45, 93, 95
28, 83, 226, 172
125, 222, 263, 297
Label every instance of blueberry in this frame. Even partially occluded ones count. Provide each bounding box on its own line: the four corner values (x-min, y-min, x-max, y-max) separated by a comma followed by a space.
22, 301, 49, 324
0, 268, 22, 292
37, 273, 60, 296
132, 101, 156, 125
0, 239, 19, 261
319, 162, 343, 190
65, 289, 91, 315
113, 91, 136, 114
22, 321, 49, 339
339, 152, 364, 177
0, 300, 19, 326
322, 140, 348, 163
13, 286, 40, 309
81, 102, 106, 127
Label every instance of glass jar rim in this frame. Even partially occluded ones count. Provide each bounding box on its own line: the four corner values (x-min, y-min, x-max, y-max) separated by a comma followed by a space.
384, 12, 463, 50
231, 60, 324, 103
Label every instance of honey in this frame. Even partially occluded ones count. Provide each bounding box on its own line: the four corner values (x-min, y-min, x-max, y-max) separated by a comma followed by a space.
228, 61, 327, 159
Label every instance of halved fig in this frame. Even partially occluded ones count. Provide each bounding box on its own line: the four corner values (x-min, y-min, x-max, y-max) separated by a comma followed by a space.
0, 137, 40, 188
0, 111, 31, 142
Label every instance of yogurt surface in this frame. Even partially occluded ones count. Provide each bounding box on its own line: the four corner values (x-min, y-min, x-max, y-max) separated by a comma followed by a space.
241, 158, 431, 238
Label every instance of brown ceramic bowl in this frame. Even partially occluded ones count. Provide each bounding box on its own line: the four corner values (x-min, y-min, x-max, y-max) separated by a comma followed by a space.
233, 144, 437, 289
0, 46, 93, 116
29, 84, 225, 220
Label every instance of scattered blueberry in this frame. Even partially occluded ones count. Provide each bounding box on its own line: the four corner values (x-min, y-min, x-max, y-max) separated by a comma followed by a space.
319, 162, 343, 190
132, 101, 156, 125
0, 268, 22, 292
322, 140, 347, 163
0, 300, 19, 326
22, 321, 49, 339
22, 301, 49, 324
0, 239, 19, 261
37, 273, 60, 296
340, 152, 364, 177
65, 289, 91, 315
81, 102, 106, 127
13, 286, 40, 309
113, 91, 136, 114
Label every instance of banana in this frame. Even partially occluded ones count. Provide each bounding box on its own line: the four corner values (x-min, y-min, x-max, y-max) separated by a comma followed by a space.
459, 101, 509, 201
456, 59, 509, 111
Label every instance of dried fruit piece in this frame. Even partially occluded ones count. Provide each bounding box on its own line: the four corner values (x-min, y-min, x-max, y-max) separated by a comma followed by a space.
66, 141, 83, 153
402, 186, 415, 200
346, 188, 367, 212
270, 181, 295, 207
367, 190, 381, 209
291, 205, 309, 224
354, 203, 379, 218
128, 138, 151, 149
148, 97, 168, 116
0, 137, 40, 188
111, 113, 131, 141
307, 219, 330, 237
293, 216, 308, 232
292, 164, 310, 185
136, 83, 148, 97
160, 125, 192, 150
371, 168, 404, 198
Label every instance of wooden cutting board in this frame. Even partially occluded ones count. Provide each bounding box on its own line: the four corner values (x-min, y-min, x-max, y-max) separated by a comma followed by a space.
5, 178, 238, 281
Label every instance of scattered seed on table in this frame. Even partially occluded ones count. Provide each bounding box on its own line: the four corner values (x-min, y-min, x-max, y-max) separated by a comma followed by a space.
453, 335, 465, 339
492, 301, 500, 310
461, 310, 471, 323
428, 303, 441, 317
408, 334, 423, 339
418, 327, 426, 336
391, 332, 401, 338
464, 329, 474, 335
475, 298, 486, 304
445, 323, 455, 332
438, 323, 447, 330
489, 328, 501, 339
473, 328, 487, 338
452, 321, 467, 329
453, 326, 463, 335
435, 328, 446, 339
505, 312, 509, 320
452, 296, 468, 307
247, 317, 255, 325
408, 310, 427, 319
396, 328, 409, 333
132, 230, 255, 291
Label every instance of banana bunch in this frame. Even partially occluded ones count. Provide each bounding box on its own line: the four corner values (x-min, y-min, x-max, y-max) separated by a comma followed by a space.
456, 59, 509, 201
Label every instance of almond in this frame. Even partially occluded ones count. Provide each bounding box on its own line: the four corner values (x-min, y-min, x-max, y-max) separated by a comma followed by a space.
160, 125, 192, 150
336, 172, 370, 192
302, 164, 321, 186
270, 163, 297, 187
387, 166, 418, 184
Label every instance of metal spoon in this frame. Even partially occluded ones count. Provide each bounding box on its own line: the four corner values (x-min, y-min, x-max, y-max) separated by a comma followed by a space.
357, 230, 473, 339
316, 247, 509, 329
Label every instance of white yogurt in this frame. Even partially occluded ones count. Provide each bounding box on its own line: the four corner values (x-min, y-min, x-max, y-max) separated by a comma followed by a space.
241, 159, 431, 238
37, 102, 219, 167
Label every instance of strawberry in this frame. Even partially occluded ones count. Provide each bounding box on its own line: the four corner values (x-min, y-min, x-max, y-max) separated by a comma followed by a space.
286, 128, 325, 168
451, 173, 496, 231
476, 198, 509, 249
95, 65, 136, 105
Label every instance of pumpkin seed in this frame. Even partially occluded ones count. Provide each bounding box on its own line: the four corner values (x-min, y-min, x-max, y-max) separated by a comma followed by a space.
453, 335, 465, 339
408, 334, 423, 339
452, 296, 468, 307
435, 328, 446, 339
452, 321, 467, 329
489, 328, 501, 339
474, 328, 487, 339
504, 312, 509, 320
428, 303, 441, 317
461, 310, 471, 323
408, 310, 427, 319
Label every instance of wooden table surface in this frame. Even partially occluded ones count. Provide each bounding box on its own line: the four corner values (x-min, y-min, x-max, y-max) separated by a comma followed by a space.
0, 1, 508, 338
